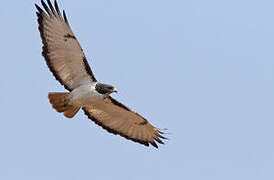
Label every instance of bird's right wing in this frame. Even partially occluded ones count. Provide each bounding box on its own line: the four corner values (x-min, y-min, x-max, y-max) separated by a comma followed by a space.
82, 97, 167, 148
35, 0, 97, 91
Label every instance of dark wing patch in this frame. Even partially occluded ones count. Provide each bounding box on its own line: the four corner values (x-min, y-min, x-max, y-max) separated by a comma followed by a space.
64, 33, 76, 40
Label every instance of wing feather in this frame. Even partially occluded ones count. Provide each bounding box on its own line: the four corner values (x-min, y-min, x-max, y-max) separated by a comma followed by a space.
46, 0, 57, 16
54, 0, 61, 16
41, 0, 52, 15
36, 0, 96, 91
63, 10, 69, 25
82, 97, 166, 148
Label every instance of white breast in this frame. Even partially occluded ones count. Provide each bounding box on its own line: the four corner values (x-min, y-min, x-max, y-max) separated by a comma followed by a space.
70, 82, 103, 106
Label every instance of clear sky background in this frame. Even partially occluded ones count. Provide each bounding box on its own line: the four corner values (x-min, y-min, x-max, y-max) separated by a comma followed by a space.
1, 0, 274, 179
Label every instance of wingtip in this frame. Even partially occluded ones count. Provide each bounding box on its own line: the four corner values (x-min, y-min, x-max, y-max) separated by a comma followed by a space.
34, 4, 39, 10
63, 10, 69, 24
41, 0, 46, 7
46, 0, 51, 6
41, 0, 52, 15
54, 0, 61, 16
35, 4, 43, 13
155, 137, 165, 144
47, 0, 56, 16
150, 141, 158, 149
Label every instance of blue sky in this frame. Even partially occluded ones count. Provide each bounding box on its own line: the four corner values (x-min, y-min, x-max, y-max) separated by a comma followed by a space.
1, 0, 274, 179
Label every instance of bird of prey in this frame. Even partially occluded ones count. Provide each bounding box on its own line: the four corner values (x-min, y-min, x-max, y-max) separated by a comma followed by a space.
35, 0, 166, 148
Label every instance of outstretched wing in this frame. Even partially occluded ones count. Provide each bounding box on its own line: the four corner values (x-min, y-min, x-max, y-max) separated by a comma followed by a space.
82, 97, 167, 148
35, 0, 96, 91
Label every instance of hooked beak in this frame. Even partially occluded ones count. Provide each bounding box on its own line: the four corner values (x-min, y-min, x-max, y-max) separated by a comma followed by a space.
112, 88, 118, 93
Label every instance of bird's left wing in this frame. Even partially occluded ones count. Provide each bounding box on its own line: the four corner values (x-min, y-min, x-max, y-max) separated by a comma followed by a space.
82, 97, 166, 148
35, 0, 96, 91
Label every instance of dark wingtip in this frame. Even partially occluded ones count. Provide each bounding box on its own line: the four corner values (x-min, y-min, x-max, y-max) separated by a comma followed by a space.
41, 0, 51, 15
157, 128, 169, 140
63, 10, 69, 24
47, 0, 56, 16
35, 4, 43, 14
158, 134, 168, 140
155, 137, 165, 144
54, 0, 61, 16
150, 141, 158, 149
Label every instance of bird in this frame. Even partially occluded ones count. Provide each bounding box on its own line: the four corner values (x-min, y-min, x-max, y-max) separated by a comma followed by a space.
35, 0, 166, 148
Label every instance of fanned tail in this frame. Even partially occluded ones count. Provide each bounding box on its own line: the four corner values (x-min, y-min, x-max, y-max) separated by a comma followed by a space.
48, 92, 80, 118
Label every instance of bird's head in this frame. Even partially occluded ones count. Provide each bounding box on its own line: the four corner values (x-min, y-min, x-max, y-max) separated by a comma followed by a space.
95, 82, 118, 95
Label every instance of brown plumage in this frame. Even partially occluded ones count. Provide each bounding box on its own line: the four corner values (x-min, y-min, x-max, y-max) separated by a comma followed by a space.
48, 92, 80, 118
36, 0, 167, 148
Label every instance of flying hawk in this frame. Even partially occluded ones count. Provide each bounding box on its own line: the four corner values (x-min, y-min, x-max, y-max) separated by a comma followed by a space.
35, 0, 166, 148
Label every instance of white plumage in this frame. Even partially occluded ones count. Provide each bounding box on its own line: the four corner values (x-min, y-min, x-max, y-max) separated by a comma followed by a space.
70, 83, 103, 106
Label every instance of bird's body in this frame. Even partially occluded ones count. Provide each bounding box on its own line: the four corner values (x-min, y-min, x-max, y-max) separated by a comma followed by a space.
35, 0, 166, 148
70, 82, 102, 107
